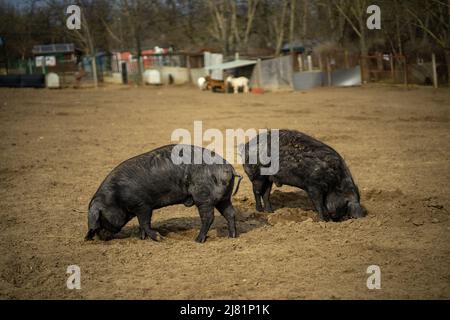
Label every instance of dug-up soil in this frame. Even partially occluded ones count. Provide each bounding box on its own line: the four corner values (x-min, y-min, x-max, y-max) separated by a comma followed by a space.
0, 85, 449, 299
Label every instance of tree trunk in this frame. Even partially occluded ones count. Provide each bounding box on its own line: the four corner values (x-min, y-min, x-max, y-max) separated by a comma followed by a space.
275, 0, 288, 56
289, 0, 296, 54
358, 11, 369, 82
447, 0, 450, 85
230, 0, 240, 52
394, 0, 403, 55
301, 0, 308, 39
223, 10, 230, 56
134, 28, 143, 85
243, 0, 259, 47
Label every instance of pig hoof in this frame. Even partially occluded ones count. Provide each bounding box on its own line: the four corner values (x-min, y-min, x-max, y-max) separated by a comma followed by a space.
264, 207, 274, 213
195, 235, 207, 243
256, 206, 264, 213
140, 229, 147, 240
149, 232, 164, 242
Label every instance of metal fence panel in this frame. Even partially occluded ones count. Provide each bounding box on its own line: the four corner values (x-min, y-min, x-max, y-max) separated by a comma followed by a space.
331, 66, 362, 87
292, 71, 324, 90
251, 55, 293, 90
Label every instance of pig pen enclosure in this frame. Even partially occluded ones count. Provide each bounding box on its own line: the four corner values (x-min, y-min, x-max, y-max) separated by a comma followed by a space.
0, 85, 449, 299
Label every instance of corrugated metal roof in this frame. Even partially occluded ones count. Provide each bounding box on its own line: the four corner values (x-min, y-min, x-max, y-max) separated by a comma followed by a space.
204, 59, 257, 71
32, 43, 75, 55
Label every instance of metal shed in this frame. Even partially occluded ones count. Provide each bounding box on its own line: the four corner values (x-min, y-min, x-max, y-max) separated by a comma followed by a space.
204, 59, 257, 71
205, 59, 257, 81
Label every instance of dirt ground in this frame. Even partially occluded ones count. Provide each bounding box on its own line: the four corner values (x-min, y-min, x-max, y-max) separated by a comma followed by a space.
0, 84, 449, 299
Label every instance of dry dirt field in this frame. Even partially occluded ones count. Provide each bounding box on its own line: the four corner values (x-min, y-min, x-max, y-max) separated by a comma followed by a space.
0, 85, 449, 299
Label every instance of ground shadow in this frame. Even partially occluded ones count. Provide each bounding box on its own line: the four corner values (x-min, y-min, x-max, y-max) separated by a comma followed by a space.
113, 189, 369, 241
268, 189, 368, 222
115, 209, 269, 240
269, 189, 315, 211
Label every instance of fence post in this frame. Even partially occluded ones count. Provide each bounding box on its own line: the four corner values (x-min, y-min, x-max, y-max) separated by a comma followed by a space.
291, 51, 296, 72
92, 55, 98, 88
257, 58, 262, 88
298, 54, 303, 72
403, 56, 408, 88
359, 56, 365, 84
431, 53, 438, 89
376, 53, 383, 81
326, 56, 332, 86
307, 55, 313, 71
389, 54, 394, 82
186, 54, 192, 85
28, 58, 32, 74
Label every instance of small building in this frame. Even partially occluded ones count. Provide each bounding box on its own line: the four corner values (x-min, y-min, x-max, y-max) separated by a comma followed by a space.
204, 58, 257, 80
109, 47, 207, 85
32, 43, 81, 74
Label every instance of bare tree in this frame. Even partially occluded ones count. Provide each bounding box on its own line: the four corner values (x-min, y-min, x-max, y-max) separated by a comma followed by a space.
243, 0, 260, 47
289, 0, 297, 54
231, 0, 260, 50
208, 0, 260, 55
333, 0, 370, 56
301, 0, 308, 40
274, 0, 289, 55
122, 0, 146, 84
407, 0, 450, 85
207, 0, 231, 55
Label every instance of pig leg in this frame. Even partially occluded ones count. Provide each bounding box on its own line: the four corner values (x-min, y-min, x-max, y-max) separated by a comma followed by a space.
216, 200, 237, 238
307, 187, 330, 221
195, 204, 215, 243
136, 208, 163, 241
252, 182, 264, 212
262, 181, 274, 213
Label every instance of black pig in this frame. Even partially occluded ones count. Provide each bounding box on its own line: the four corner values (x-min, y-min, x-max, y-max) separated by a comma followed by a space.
85, 144, 242, 243
242, 129, 364, 221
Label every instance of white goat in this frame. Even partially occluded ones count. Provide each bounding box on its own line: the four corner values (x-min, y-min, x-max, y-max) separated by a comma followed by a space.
226, 76, 250, 94
197, 77, 207, 90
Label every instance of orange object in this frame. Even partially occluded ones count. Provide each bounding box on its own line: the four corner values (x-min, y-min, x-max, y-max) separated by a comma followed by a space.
252, 87, 264, 94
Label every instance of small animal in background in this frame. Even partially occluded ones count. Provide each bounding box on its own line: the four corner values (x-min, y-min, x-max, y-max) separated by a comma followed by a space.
241, 129, 365, 221
226, 76, 250, 94
85, 145, 242, 243
168, 74, 174, 85
197, 76, 207, 90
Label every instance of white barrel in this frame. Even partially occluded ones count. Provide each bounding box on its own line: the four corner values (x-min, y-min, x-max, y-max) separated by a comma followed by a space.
143, 69, 161, 85
46, 72, 60, 88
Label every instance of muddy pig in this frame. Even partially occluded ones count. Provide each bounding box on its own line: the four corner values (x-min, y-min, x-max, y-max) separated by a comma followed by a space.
241, 129, 365, 221
85, 144, 242, 243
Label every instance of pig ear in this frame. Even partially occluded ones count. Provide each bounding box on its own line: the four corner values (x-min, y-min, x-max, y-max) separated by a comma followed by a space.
86, 204, 102, 237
